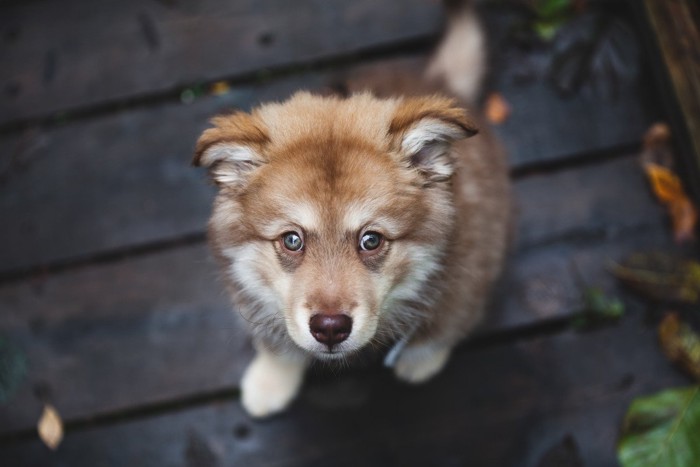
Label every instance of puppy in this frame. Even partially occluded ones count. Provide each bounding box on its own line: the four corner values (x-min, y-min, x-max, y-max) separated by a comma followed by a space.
193, 6, 510, 418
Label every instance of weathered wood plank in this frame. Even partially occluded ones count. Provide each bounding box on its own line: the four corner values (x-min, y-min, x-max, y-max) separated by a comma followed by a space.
0, 54, 659, 275
0, 155, 670, 434
512, 156, 663, 250
0, 244, 247, 435
0, 315, 686, 466
0, 0, 442, 125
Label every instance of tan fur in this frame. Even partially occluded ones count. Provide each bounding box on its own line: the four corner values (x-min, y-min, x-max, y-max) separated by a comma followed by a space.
195, 91, 510, 416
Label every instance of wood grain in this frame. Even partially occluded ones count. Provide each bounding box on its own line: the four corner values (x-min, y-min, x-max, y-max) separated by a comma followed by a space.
0, 315, 685, 466
0, 0, 442, 125
0, 56, 658, 275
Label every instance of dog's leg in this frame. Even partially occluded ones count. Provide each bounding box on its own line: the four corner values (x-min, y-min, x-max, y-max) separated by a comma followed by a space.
393, 341, 452, 384
240, 345, 308, 417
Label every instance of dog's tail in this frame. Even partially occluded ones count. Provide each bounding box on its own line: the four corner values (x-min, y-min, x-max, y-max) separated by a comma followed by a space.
426, 0, 486, 104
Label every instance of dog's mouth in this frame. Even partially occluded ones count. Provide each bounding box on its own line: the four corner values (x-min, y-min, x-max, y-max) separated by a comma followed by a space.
315, 349, 347, 360
312, 345, 360, 361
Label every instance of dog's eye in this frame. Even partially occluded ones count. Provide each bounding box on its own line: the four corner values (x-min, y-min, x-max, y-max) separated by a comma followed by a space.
281, 232, 303, 252
359, 232, 383, 251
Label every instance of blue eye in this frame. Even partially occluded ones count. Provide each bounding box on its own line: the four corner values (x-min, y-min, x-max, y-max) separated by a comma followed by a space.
359, 232, 382, 251
282, 232, 303, 251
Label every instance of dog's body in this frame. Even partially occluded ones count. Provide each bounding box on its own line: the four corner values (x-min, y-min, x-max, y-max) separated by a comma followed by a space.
194, 5, 511, 417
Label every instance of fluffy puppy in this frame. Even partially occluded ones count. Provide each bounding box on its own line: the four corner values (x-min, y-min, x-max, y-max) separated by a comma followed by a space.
193, 91, 510, 417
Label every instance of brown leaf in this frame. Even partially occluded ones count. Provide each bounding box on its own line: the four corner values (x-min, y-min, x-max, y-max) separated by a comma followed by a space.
641, 122, 672, 166
612, 252, 700, 303
640, 123, 698, 243
659, 312, 700, 381
37, 404, 63, 450
209, 81, 231, 96
485, 92, 511, 125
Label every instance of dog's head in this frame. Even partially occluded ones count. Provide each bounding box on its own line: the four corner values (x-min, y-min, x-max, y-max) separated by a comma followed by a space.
194, 92, 477, 359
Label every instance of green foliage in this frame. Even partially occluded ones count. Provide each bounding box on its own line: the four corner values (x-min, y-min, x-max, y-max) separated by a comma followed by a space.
572, 287, 624, 330
533, 0, 575, 40
618, 386, 700, 467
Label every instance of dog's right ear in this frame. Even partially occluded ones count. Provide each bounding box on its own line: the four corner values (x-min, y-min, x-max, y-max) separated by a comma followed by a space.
389, 96, 478, 184
193, 112, 269, 187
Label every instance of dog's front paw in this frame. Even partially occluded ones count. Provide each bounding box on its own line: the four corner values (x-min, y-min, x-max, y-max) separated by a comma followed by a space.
240, 350, 306, 418
393, 344, 451, 384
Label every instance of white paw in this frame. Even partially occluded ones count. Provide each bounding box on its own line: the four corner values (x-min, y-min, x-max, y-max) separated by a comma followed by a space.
240, 351, 306, 418
393, 344, 451, 384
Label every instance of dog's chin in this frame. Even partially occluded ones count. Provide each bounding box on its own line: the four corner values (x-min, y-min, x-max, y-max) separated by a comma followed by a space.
313, 350, 349, 361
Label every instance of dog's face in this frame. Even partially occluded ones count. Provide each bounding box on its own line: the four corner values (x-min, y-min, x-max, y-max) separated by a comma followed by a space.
195, 93, 476, 359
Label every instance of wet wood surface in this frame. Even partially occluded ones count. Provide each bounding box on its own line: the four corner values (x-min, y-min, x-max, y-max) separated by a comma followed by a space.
2, 317, 686, 467
0, 0, 442, 125
0, 1, 690, 465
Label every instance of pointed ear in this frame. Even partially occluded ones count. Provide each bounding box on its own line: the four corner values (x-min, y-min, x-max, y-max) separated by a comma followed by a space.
389, 96, 478, 183
193, 111, 269, 187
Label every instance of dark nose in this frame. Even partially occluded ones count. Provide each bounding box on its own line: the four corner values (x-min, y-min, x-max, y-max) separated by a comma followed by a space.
309, 314, 352, 348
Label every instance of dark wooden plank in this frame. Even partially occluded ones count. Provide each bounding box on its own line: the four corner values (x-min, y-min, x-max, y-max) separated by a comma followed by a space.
0, 0, 442, 125
0, 155, 671, 434
0, 244, 247, 436
0, 52, 659, 275
0, 314, 687, 467
512, 156, 664, 250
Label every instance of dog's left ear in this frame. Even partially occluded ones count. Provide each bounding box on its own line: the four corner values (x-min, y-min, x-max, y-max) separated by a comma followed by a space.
389, 97, 478, 183
193, 112, 269, 188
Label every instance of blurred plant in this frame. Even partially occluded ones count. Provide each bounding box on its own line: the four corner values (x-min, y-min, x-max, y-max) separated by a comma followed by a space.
659, 313, 700, 381
548, 8, 639, 96
180, 84, 206, 104
618, 386, 700, 467
531, 0, 581, 41
572, 287, 624, 330
612, 253, 700, 304
502, 0, 641, 96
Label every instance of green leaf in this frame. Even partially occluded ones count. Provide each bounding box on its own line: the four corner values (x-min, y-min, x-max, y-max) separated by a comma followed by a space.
532, 0, 574, 41
572, 287, 624, 330
534, 0, 572, 19
618, 386, 700, 467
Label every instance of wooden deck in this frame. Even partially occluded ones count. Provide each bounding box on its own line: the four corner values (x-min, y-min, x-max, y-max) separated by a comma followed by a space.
0, 1, 692, 465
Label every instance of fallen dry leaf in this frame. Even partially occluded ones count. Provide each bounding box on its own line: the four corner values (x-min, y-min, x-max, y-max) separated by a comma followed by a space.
485, 92, 511, 125
659, 313, 700, 381
612, 252, 700, 304
209, 81, 231, 96
640, 124, 698, 243
37, 404, 63, 450
641, 122, 673, 166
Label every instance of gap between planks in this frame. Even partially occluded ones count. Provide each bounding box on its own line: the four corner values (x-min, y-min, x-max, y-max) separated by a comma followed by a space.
0, 36, 435, 136
0, 313, 576, 445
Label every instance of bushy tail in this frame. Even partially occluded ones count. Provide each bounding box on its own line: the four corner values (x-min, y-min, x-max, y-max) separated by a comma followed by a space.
426, 1, 486, 104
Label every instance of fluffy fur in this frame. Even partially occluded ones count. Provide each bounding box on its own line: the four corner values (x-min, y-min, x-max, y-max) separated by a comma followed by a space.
194, 91, 510, 417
